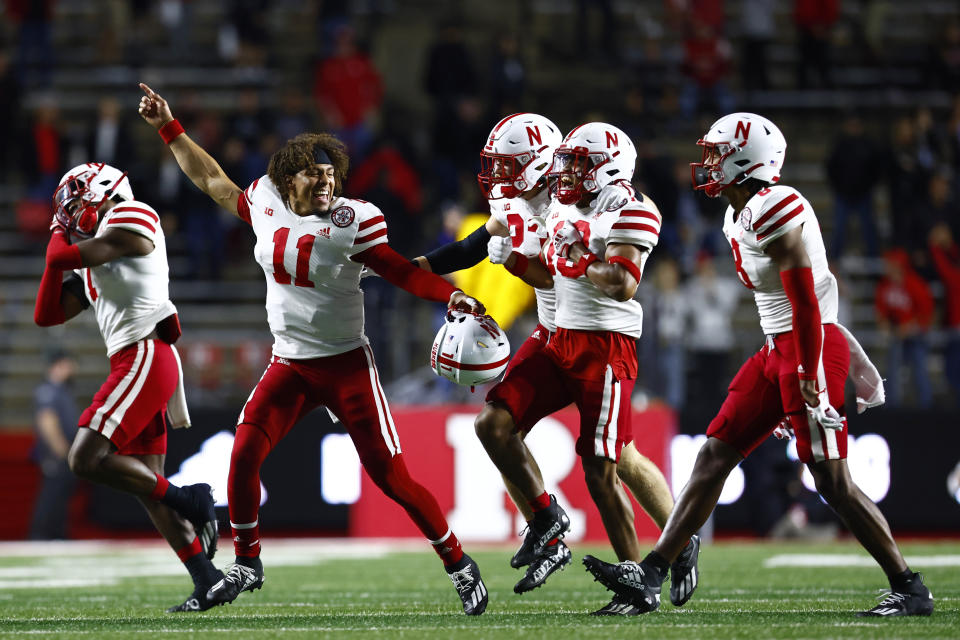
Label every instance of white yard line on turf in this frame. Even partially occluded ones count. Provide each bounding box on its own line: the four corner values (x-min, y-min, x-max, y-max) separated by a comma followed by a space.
764, 554, 960, 568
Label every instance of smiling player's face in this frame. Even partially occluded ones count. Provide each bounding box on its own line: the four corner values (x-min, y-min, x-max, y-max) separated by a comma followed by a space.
288, 163, 336, 216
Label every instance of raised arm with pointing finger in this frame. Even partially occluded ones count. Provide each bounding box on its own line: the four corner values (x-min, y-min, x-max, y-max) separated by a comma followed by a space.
139, 83, 242, 216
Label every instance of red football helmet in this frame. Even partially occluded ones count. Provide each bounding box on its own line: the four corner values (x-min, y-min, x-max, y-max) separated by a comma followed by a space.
53, 163, 132, 238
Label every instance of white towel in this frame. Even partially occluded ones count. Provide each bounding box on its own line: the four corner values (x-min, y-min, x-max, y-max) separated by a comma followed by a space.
835, 323, 885, 414
166, 345, 191, 429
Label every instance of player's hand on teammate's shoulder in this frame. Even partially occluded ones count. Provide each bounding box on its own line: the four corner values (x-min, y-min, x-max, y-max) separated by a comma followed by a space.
590, 179, 634, 214
137, 82, 174, 129
448, 291, 485, 315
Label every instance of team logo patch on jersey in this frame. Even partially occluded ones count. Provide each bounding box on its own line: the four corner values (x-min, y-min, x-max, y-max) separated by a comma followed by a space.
331, 206, 355, 228
740, 207, 752, 230
604, 197, 629, 212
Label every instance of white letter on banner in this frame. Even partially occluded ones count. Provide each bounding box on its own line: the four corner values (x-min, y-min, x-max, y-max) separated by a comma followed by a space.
446, 413, 586, 541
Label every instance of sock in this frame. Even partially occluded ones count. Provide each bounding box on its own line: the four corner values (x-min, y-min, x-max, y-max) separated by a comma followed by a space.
176, 536, 221, 587
149, 474, 169, 501
236, 554, 263, 571
152, 473, 193, 515
889, 568, 915, 592
643, 551, 670, 582
430, 529, 464, 566
528, 492, 551, 513
231, 519, 261, 558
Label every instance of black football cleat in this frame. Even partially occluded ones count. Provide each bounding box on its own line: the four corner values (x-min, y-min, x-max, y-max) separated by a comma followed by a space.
670, 534, 700, 607
183, 483, 219, 560
510, 525, 537, 569
206, 560, 265, 606
514, 540, 571, 594
583, 555, 661, 613
856, 573, 934, 617
526, 495, 571, 559
446, 554, 488, 615
166, 572, 224, 613
591, 593, 646, 616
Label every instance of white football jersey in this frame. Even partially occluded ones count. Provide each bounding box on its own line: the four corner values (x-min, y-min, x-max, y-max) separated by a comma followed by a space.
543, 193, 661, 338
722, 185, 838, 335
78, 201, 177, 356
489, 189, 557, 332
239, 176, 388, 359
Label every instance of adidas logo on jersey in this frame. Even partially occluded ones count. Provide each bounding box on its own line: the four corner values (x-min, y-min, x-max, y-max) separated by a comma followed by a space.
316, 226, 332, 239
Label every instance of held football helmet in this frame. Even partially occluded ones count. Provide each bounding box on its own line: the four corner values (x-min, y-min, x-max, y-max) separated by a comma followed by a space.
431, 310, 511, 387
53, 163, 133, 238
547, 122, 636, 205
691, 112, 786, 198
478, 113, 562, 199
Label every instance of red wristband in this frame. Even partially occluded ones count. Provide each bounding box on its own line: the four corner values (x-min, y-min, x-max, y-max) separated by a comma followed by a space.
608, 255, 642, 283
506, 253, 529, 277
158, 119, 185, 144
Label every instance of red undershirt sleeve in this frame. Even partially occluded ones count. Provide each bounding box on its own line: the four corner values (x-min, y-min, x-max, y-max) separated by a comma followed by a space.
353, 243, 458, 303
35, 267, 67, 326
780, 266, 822, 382
45, 231, 83, 270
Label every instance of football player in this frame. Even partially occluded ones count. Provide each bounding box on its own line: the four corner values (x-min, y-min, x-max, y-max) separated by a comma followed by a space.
417, 113, 695, 603
34, 162, 221, 612
583, 112, 934, 618
472, 122, 699, 614
138, 83, 489, 615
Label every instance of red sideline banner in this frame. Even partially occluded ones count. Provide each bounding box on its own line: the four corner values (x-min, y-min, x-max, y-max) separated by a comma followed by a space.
349, 405, 676, 542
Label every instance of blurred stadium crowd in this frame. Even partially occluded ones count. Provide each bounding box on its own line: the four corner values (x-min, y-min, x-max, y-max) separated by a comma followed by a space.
1, 0, 959, 428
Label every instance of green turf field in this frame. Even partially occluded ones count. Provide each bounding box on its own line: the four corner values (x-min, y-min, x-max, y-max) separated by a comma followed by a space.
0, 538, 957, 639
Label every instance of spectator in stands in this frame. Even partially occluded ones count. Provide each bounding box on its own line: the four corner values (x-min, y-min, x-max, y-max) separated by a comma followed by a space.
929, 222, 960, 402
5, 0, 54, 87
228, 87, 271, 150
927, 18, 960, 93
0, 46, 22, 180
221, 0, 270, 67
826, 113, 881, 258
29, 349, 78, 540
910, 169, 959, 276
275, 88, 313, 144
678, 17, 735, 120
86, 97, 133, 170
313, 24, 383, 160
488, 33, 526, 117
347, 136, 423, 256
739, 0, 776, 92
950, 95, 960, 175
576, 0, 619, 62
647, 257, 688, 408
793, 0, 838, 89
424, 17, 479, 202
19, 97, 63, 199
875, 248, 934, 408
683, 253, 741, 417
886, 114, 933, 248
